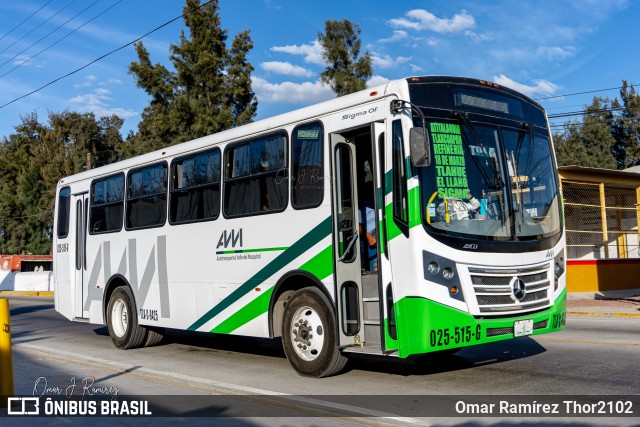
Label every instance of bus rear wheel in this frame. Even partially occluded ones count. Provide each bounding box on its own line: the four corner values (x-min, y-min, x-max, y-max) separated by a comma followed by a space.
106, 286, 147, 350
282, 287, 347, 377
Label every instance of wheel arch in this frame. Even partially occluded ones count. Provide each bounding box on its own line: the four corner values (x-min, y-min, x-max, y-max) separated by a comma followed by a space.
268, 270, 334, 338
103, 274, 134, 324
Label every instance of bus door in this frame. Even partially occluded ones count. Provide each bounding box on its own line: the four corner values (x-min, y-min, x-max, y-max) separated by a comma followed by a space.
54, 188, 73, 320
330, 134, 365, 347
380, 118, 411, 350
370, 122, 389, 348
71, 192, 89, 319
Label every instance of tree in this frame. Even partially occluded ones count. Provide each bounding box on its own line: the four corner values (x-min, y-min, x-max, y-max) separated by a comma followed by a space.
318, 19, 372, 97
553, 124, 590, 167
128, 0, 257, 155
0, 113, 43, 254
611, 81, 640, 168
553, 97, 617, 169
0, 111, 123, 254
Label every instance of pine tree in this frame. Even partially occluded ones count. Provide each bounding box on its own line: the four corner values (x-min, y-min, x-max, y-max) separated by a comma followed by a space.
553, 124, 590, 167
611, 81, 640, 168
128, 0, 257, 155
318, 19, 372, 97
553, 97, 617, 169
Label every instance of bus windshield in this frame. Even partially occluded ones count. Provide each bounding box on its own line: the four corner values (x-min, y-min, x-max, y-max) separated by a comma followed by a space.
409, 80, 562, 242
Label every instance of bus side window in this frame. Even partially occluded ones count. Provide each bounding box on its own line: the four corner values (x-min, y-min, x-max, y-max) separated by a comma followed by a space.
57, 187, 71, 238
90, 174, 124, 234
292, 122, 324, 209
126, 163, 167, 230
392, 120, 409, 230
224, 133, 288, 217
170, 148, 221, 224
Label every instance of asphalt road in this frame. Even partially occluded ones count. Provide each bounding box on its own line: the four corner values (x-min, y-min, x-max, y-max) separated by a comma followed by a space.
3, 296, 640, 425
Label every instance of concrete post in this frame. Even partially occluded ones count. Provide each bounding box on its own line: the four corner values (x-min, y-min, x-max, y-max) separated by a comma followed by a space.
0, 298, 14, 407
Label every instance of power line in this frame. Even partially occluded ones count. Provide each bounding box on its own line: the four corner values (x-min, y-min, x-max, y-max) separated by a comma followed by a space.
535, 83, 639, 101
544, 102, 593, 111
547, 106, 625, 119
0, 0, 54, 44
0, 0, 100, 70
0, 0, 77, 57
0, 0, 214, 110
1, 1, 122, 79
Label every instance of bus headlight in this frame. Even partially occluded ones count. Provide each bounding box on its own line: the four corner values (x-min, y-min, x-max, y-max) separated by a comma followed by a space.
422, 251, 463, 302
427, 262, 440, 275
442, 267, 455, 280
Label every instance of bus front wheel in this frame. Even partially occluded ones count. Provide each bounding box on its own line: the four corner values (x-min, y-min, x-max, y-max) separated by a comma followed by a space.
106, 286, 147, 350
282, 287, 347, 377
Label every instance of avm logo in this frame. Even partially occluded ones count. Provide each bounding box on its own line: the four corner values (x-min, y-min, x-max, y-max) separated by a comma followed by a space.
217, 228, 243, 249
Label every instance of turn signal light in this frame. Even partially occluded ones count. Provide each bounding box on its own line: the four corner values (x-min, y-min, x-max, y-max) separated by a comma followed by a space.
480, 80, 500, 88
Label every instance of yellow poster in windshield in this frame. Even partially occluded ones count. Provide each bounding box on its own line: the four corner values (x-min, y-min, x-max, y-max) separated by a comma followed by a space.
430, 122, 468, 199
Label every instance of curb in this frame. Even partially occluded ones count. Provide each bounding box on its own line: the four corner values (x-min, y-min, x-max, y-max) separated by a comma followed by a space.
3, 292, 639, 317
567, 310, 640, 319
0, 291, 54, 297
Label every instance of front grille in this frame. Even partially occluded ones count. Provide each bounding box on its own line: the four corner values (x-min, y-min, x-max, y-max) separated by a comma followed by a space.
469, 263, 551, 316
471, 276, 511, 286
486, 319, 549, 337
476, 289, 547, 306
486, 327, 512, 337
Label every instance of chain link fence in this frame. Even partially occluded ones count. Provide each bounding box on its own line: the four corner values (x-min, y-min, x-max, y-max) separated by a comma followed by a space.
563, 180, 639, 259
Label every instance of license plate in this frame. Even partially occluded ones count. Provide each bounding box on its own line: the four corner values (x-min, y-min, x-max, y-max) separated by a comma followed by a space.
514, 319, 533, 337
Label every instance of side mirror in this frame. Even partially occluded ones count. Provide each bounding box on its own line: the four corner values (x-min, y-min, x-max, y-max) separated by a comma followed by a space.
410, 127, 430, 167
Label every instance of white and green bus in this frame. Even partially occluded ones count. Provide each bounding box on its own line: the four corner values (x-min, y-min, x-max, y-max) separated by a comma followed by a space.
53, 76, 566, 377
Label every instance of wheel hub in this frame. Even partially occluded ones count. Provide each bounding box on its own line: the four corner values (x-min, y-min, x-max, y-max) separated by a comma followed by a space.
290, 306, 324, 361
111, 299, 128, 338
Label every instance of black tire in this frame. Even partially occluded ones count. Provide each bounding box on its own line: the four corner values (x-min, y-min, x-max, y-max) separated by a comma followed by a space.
282, 287, 347, 378
106, 287, 147, 350
144, 327, 165, 347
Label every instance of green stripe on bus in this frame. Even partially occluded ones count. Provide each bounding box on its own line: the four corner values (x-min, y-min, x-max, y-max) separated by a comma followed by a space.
188, 216, 332, 331
211, 245, 333, 334
211, 287, 275, 334
299, 245, 333, 279
215, 247, 288, 255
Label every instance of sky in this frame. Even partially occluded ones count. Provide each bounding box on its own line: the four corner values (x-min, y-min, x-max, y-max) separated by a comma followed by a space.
0, 0, 637, 139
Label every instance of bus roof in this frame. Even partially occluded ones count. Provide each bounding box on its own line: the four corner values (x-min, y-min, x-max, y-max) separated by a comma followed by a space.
58, 78, 400, 186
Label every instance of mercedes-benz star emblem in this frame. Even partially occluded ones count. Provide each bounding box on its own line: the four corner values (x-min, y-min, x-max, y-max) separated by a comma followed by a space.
511, 278, 526, 301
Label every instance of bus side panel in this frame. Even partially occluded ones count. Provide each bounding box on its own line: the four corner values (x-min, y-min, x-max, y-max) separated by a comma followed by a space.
79, 204, 334, 335
174, 208, 334, 336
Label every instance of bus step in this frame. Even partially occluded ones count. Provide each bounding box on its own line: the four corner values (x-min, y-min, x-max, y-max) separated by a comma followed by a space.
343, 344, 398, 357
363, 299, 380, 322
361, 275, 379, 299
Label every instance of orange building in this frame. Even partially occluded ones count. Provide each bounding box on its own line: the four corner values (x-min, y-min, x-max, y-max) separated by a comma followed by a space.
559, 166, 640, 292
